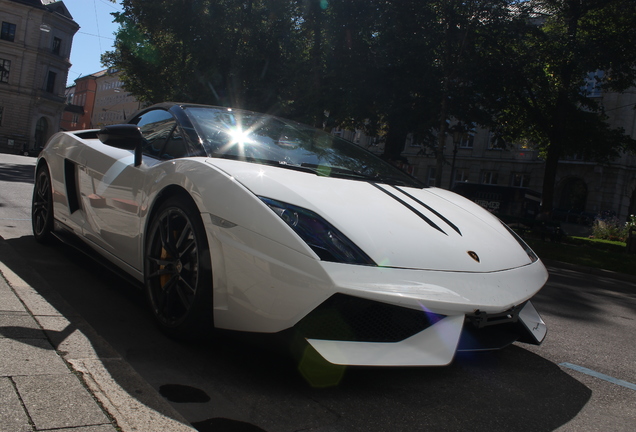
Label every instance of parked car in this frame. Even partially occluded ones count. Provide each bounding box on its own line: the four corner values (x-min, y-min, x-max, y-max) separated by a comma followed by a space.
32, 103, 548, 366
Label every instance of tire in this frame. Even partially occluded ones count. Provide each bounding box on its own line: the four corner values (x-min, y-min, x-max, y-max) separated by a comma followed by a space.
32, 165, 54, 243
145, 195, 213, 338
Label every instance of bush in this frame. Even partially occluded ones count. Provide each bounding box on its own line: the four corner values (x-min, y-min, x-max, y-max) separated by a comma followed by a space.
591, 213, 636, 242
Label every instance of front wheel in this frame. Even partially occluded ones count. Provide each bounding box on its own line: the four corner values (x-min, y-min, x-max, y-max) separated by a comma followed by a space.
32, 165, 54, 243
145, 196, 213, 338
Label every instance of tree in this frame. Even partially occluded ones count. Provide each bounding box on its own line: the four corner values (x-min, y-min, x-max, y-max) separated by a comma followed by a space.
425, 0, 518, 186
318, 0, 385, 132
482, 0, 636, 213
361, 1, 519, 173
103, 0, 636, 208
103, 0, 300, 112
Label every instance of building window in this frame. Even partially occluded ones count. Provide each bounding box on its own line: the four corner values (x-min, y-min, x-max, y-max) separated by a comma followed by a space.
481, 171, 499, 185
35, 117, 49, 150
564, 153, 585, 161
1, 22, 16, 42
52, 37, 62, 55
0, 59, 10, 83
487, 132, 508, 150
0, 106, 3, 126
454, 169, 469, 184
427, 167, 436, 187
512, 173, 530, 188
488, 139, 507, 150
46, 71, 57, 93
458, 134, 474, 149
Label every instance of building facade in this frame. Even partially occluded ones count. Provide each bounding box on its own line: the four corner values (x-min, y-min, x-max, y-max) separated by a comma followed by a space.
91, 69, 142, 128
343, 86, 636, 225
62, 70, 100, 130
61, 68, 143, 131
0, 0, 78, 154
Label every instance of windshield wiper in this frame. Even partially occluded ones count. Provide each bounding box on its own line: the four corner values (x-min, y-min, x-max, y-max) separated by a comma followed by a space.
300, 163, 376, 179
300, 163, 413, 185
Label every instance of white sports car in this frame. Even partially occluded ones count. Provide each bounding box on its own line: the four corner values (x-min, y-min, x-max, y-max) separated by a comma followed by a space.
32, 103, 548, 366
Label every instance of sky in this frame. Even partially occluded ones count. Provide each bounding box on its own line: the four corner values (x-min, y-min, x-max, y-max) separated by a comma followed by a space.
61, 0, 123, 86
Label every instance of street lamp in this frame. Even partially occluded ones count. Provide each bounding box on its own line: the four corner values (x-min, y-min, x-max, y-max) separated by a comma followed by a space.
448, 122, 464, 190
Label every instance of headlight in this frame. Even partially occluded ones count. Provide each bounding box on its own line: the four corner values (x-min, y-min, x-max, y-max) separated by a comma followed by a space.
259, 197, 376, 266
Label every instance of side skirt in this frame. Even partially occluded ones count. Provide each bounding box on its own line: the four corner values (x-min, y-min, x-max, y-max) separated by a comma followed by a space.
52, 220, 144, 290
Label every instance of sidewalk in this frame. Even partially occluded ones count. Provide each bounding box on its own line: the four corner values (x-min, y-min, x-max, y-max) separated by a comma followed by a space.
0, 237, 196, 432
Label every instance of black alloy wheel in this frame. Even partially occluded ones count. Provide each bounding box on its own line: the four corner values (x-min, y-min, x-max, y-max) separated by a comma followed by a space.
145, 196, 213, 337
32, 165, 54, 243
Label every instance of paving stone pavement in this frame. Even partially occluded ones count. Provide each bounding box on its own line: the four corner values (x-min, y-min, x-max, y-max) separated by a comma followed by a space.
0, 237, 196, 432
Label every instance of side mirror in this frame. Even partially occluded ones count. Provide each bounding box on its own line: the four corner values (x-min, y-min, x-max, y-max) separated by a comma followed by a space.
98, 124, 143, 167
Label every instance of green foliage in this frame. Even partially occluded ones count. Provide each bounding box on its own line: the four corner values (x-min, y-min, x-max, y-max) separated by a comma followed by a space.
591, 217, 627, 242
590, 214, 636, 242
104, 0, 303, 111
483, 0, 636, 210
102, 0, 636, 182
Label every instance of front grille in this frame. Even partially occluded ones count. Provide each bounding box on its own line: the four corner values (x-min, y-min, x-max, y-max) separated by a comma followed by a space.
295, 294, 445, 343
457, 321, 521, 351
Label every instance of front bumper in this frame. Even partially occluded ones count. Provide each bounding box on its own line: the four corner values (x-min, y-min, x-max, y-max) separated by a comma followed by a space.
209, 222, 548, 366
301, 299, 546, 366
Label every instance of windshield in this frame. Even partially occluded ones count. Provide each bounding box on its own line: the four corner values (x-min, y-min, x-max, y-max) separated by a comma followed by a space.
184, 106, 423, 187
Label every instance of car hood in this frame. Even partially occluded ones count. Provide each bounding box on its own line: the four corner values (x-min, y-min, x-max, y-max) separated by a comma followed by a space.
206, 159, 536, 272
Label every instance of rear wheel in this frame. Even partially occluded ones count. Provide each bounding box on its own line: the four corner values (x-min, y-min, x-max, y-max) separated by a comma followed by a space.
145, 196, 213, 338
32, 165, 54, 243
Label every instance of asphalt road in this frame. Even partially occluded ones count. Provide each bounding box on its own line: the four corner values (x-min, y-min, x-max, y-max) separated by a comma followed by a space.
1, 153, 635, 431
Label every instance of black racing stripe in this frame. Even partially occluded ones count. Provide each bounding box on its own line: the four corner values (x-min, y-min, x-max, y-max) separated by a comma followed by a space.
390, 185, 462, 236
370, 183, 447, 236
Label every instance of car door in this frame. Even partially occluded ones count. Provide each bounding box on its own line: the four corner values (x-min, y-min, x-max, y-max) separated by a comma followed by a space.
78, 109, 178, 272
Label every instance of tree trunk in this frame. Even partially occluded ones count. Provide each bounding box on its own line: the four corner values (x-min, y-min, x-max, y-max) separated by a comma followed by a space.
540, 141, 561, 215
310, 0, 323, 127
435, 95, 449, 187
541, 83, 570, 214
383, 111, 408, 161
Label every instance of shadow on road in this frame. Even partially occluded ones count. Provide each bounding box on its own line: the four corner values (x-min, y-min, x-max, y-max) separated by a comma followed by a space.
535, 266, 636, 321
1, 234, 592, 432
0, 163, 35, 184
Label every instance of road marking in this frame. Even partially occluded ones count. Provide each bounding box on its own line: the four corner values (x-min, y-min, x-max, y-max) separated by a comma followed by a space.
560, 362, 636, 391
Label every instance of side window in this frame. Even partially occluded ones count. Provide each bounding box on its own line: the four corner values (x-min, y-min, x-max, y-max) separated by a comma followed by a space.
162, 126, 187, 159
131, 109, 176, 158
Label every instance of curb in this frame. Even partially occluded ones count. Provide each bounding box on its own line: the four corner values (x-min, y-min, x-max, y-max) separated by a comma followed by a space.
0, 237, 196, 432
